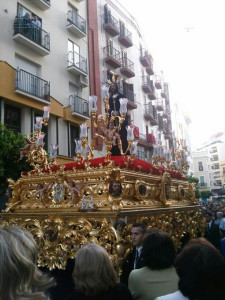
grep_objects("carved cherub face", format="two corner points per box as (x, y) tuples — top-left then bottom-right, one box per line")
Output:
(109, 122), (114, 130)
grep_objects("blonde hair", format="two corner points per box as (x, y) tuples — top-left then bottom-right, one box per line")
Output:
(73, 243), (118, 295)
(0, 226), (55, 300)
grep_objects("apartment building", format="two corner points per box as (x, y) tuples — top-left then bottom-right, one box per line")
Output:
(87, 0), (173, 162)
(0, 0), (89, 161)
(192, 151), (211, 191)
(193, 133), (225, 194)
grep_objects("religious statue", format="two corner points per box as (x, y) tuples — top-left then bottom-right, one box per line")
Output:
(35, 182), (53, 205)
(19, 138), (36, 160)
(65, 180), (83, 203)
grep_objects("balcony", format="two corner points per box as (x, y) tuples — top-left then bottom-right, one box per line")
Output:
(156, 98), (164, 111)
(140, 49), (153, 68)
(13, 17), (50, 56)
(67, 9), (87, 38)
(103, 46), (122, 69)
(103, 12), (119, 37)
(142, 76), (152, 93)
(15, 68), (50, 103)
(148, 83), (156, 100)
(199, 182), (208, 188)
(67, 51), (88, 76)
(29, 0), (50, 10)
(158, 115), (164, 131)
(118, 27), (133, 48)
(144, 103), (154, 121)
(120, 57), (135, 78)
(149, 106), (158, 126)
(155, 75), (162, 89)
(123, 88), (137, 109)
(69, 95), (89, 120)
(161, 90), (166, 98)
(163, 108), (170, 119)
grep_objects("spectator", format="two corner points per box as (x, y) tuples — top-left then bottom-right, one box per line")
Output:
(120, 223), (146, 285)
(65, 243), (133, 300)
(129, 230), (178, 300)
(32, 15), (41, 44)
(0, 226), (55, 299)
(205, 213), (221, 250)
(215, 211), (225, 237)
(156, 238), (225, 300)
(23, 12), (32, 38)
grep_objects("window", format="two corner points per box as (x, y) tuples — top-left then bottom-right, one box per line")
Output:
(106, 36), (113, 55)
(68, 40), (80, 67)
(199, 176), (205, 187)
(198, 161), (203, 171)
(4, 104), (21, 133)
(119, 20), (125, 36)
(70, 125), (79, 157)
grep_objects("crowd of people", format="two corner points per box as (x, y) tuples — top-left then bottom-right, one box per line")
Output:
(1, 221), (225, 300)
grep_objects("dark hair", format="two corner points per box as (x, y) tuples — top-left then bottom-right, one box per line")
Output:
(142, 230), (176, 270)
(132, 223), (146, 233)
(175, 238), (225, 300)
(109, 180), (122, 195)
(114, 218), (126, 230)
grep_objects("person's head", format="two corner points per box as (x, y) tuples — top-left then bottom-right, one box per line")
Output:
(131, 223), (146, 247)
(142, 229), (176, 270)
(217, 211), (223, 219)
(109, 180), (122, 197)
(0, 226), (55, 299)
(33, 15), (37, 21)
(25, 12), (30, 18)
(175, 238), (225, 300)
(114, 218), (126, 233)
(109, 82), (119, 95)
(73, 243), (118, 296)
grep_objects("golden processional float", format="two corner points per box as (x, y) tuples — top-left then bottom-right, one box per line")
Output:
(0, 84), (205, 273)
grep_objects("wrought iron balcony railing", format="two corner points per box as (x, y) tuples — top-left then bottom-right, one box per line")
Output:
(15, 68), (50, 102)
(13, 17), (50, 50)
(68, 51), (88, 74)
(104, 12), (119, 30)
(67, 9), (87, 34)
(103, 46), (121, 62)
(119, 26), (132, 43)
(121, 57), (134, 71)
(123, 87), (136, 103)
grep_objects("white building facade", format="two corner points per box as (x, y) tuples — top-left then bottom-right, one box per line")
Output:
(0, 0), (89, 160)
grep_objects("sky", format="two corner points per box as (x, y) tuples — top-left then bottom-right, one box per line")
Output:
(120, 0), (225, 148)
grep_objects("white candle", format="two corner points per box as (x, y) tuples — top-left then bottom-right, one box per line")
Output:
(43, 106), (50, 119)
(80, 123), (88, 138)
(75, 140), (82, 154)
(102, 84), (109, 99)
(119, 98), (128, 114)
(130, 140), (138, 155)
(126, 125), (134, 141)
(89, 95), (98, 112)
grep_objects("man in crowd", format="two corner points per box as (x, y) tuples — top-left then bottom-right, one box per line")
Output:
(215, 211), (225, 237)
(120, 222), (146, 285)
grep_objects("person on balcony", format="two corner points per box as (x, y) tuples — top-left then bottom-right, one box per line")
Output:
(32, 16), (41, 44)
(23, 12), (32, 39)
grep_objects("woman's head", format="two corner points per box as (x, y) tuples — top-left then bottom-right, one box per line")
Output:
(73, 243), (118, 295)
(175, 238), (225, 300)
(142, 229), (176, 270)
(0, 226), (54, 300)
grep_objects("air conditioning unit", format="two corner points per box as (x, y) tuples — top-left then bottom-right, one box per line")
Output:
(78, 74), (88, 88)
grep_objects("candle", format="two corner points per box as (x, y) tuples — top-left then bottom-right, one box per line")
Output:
(50, 144), (59, 159)
(35, 117), (43, 130)
(119, 98), (128, 114)
(43, 106), (50, 119)
(126, 125), (134, 141)
(102, 84), (109, 99)
(36, 133), (45, 147)
(80, 123), (88, 138)
(75, 140), (82, 154)
(89, 95), (98, 112)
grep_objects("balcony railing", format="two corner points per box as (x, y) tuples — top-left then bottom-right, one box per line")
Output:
(13, 17), (50, 51)
(15, 68), (50, 102)
(103, 12), (119, 36)
(68, 51), (88, 74)
(118, 26), (133, 47)
(199, 182), (208, 187)
(69, 95), (89, 118)
(67, 9), (87, 36)
(123, 88), (137, 108)
(142, 76), (152, 93)
(103, 46), (121, 69)
(120, 57), (135, 78)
